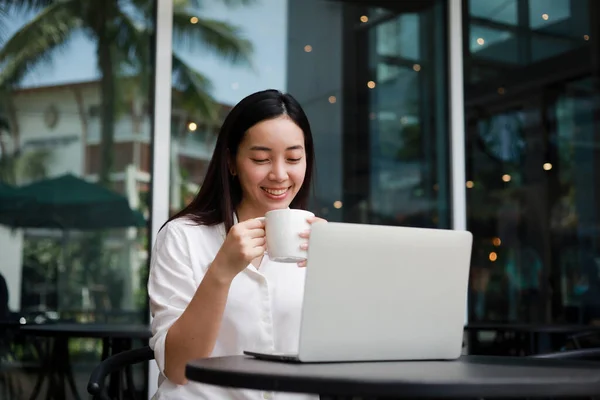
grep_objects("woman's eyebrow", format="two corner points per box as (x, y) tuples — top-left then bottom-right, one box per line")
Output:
(249, 146), (271, 151)
(249, 145), (304, 151)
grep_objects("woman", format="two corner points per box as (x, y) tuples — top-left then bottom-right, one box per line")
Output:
(148, 89), (324, 399)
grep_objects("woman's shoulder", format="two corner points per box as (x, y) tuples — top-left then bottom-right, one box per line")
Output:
(161, 215), (225, 241)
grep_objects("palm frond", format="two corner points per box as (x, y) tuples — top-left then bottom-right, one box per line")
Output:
(120, 0), (154, 24)
(0, 7), (8, 45)
(172, 52), (219, 122)
(172, 11), (253, 68)
(0, 0), (80, 88)
(108, 8), (153, 113)
(112, 10), (146, 66)
(0, 0), (55, 14)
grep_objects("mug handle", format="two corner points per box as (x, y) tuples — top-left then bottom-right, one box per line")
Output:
(255, 217), (267, 253)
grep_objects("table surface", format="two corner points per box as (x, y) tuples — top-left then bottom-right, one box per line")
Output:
(20, 323), (151, 339)
(186, 355), (600, 398)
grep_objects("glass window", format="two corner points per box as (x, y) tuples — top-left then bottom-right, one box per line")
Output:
(469, 0), (518, 26)
(529, 0), (571, 30)
(168, 0), (287, 215)
(280, 0), (451, 227)
(465, 0), (590, 85)
(168, 0), (451, 227)
(469, 26), (517, 63)
(375, 14), (420, 60)
(464, 0), (600, 327)
(0, 1), (155, 397)
(361, 1), (450, 228)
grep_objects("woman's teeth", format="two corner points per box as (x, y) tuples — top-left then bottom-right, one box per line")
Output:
(262, 187), (288, 196)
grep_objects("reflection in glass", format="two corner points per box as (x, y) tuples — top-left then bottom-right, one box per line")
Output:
(466, 0), (590, 82)
(363, 1), (450, 228)
(168, 0), (270, 216)
(469, 0), (518, 26)
(469, 26), (515, 60)
(529, 0), (571, 30)
(0, 0), (156, 397)
(465, 0), (600, 326)
(375, 14), (419, 60)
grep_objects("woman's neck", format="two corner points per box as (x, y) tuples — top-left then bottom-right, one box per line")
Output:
(235, 202), (265, 222)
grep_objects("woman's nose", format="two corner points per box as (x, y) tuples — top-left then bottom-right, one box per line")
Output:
(268, 161), (288, 182)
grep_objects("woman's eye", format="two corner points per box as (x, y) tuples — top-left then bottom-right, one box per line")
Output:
(252, 159), (269, 163)
(288, 158), (302, 162)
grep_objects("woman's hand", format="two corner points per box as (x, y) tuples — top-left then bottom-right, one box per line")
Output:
(297, 216), (328, 267)
(212, 218), (266, 281)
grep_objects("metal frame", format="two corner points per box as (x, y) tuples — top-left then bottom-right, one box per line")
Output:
(147, 0), (174, 397)
(449, 0), (466, 233)
(448, 0), (467, 325)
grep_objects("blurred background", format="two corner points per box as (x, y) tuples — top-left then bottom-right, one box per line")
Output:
(0, 0), (599, 398)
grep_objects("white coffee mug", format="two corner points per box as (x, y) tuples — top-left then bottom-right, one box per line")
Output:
(260, 209), (314, 263)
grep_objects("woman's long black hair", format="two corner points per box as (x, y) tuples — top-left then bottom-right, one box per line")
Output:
(166, 89), (315, 233)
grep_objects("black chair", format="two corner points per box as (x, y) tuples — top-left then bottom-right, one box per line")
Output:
(87, 345), (154, 400)
(529, 347), (600, 361)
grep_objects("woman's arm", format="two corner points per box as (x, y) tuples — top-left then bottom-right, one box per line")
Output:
(148, 218), (265, 385)
(163, 262), (232, 384)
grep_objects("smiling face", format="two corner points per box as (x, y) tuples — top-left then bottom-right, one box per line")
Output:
(232, 116), (307, 219)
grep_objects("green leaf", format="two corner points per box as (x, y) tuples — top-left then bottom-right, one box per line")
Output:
(112, 8), (149, 71)
(172, 11), (253, 68)
(172, 52), (219, 122)
(0, 0), (55, 14)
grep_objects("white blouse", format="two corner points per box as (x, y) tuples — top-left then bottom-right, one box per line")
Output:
(148, 216), (317, 400)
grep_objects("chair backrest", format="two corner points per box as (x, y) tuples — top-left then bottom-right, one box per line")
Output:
(87, 345), (154, 400)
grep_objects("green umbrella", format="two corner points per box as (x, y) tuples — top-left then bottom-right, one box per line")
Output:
(0, 182), (16, 194)
(0, 174), (146, 311)
(0, 181), (28, 214)
(0, 174), (145, 230)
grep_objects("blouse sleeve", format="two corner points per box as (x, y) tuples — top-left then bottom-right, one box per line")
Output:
(148, 221), (201, 375)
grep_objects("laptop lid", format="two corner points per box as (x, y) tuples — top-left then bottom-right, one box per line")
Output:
(297, 222), (472, 362)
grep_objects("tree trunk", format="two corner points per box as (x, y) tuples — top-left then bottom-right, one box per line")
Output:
(5, 96), (19, 151)
(96, 12), (116, 187)
(0, 96), (20, 184)
(0, 129), (9, 182)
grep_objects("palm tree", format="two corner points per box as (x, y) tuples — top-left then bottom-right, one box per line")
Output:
(0, 0), (253, 185)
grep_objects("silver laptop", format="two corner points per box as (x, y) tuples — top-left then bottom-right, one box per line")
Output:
(244, 221), (472, 363)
